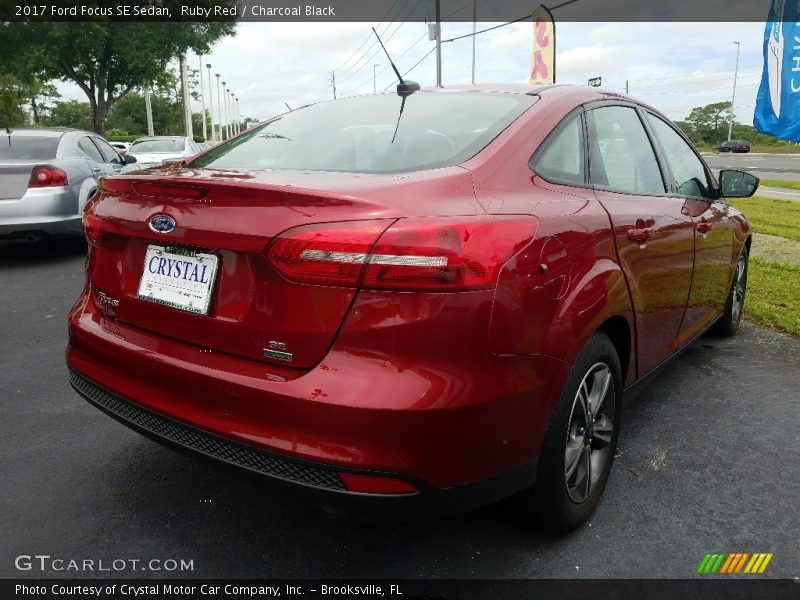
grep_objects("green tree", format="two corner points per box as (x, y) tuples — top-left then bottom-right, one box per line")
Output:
(0, 7), (235, 135)
(43, 100), (93, 130)
(0, 74), (31, 127)
(684, 101), (735, 144)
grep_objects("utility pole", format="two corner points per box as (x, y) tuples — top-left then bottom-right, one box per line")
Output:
(179, 55), (193, 139)
(198, 56), (208, 141)
(471, 0), (476, 85)
(206, 64), (215, 141)
(331, 71), (337, 99)
(728, 41), (740, 141)
(373, 64), (379, 93)
(435, 0), (442, 87)
(144, 87), (154, 135)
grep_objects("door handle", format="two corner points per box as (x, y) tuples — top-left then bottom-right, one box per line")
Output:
(697, 221), (712, 234)
(627, 227), (652, 244)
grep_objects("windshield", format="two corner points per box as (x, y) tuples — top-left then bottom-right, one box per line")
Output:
(191, 92), (537, 173)
(130, 139), (186, 153)
(0, 135), (60, 160)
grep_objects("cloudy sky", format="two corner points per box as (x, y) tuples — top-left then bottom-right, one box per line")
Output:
(57, 20), (768, 129)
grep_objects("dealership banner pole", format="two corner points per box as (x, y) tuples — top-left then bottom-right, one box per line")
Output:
(144, 87), (154, 136)
(198, 56), (208, 141)
(529, 4), (555, 85)
(206, 64), (216, 141)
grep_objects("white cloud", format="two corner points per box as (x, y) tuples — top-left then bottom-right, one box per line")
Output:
(53, 20), (767, 129)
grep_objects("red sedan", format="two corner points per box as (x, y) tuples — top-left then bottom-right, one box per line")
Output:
(67, 85), (758, 531)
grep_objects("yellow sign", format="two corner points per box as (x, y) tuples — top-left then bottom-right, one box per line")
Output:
(529, 5), (555, 84)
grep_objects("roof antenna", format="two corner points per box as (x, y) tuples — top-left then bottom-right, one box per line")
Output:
(371, 27), (419, 143)
(371, 27), (420, 97)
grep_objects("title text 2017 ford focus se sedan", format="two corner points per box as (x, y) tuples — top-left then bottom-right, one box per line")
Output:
(67, 85), (758, 531)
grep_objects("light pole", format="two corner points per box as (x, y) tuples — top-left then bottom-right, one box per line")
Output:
(728, 41), (741, 142)
(198, 56), (208, 141)
(206, 63), (215, 141)
(215, 74), (222, 140)
(226, 88), (232, 137)
(235, 97), (240, 133)
(373, 64), (379, 93)
(230, 91), (237, 134)
(221, 81), (228, 138)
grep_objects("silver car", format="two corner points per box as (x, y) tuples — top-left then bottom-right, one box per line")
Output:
(127, 136), (202, 168)
(0, 128), (138, 240)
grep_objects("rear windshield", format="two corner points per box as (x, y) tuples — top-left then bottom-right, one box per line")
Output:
(130, 139), (186, 153)
(0, 135), (60, 160)
(191, 92), (537, 173)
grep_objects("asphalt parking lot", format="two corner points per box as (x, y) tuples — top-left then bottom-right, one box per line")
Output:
(1, 238), (799, 580)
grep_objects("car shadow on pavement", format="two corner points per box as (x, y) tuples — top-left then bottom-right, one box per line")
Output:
(0, 237), (86, 267)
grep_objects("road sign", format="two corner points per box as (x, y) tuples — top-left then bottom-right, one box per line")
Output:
(588, 77), (602, 87)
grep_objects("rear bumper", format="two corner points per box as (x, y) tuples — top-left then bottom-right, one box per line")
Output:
(68, 368), (537, 517)
(66, 290), (568, 514)
(0, 186), (82, 237)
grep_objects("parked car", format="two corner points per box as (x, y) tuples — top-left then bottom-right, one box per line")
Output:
(67, 85), (758, 530)
(108, 141), (130, 156)
(715, 139), (751, 153)
(0, 127), (137, 240)
(127, 136), (203, 168)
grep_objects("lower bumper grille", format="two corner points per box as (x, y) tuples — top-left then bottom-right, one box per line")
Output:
(68, 369), (346, 491)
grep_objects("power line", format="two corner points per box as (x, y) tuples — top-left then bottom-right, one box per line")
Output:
(329, 0), (404, 76)
(383, 46), (437, 91)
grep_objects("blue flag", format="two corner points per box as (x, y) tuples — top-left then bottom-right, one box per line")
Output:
(754, 0), (800, 142)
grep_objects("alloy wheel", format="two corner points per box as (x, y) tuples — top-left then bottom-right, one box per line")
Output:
(564, 362), (615, 503)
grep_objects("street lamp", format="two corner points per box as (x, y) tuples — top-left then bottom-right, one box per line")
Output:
(728, 41), (740, 142)
(206, 63), (215, 141)
(215, 74), (222, 140)
(221, 81), (228, 138)
(230, 91), (236, 134)
(373, 64), (380, 93)
(235, 97), (240, 134)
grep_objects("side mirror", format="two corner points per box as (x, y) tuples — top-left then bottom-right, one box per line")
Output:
(124, 154), (137, 164)
(719, 169), (758, 198)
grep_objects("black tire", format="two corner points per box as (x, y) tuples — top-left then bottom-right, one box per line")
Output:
(518, 332), (622, 532)
(712, 245), (749, 337)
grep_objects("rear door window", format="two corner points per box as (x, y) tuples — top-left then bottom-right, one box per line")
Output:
(587, 106), (665, 195)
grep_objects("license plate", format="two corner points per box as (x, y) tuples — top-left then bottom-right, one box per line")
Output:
(137, 245), (219, 315)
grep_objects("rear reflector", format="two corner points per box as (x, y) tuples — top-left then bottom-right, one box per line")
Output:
(339, 473), (419, 495)
(82, 193), (103, 247)
(28, 165), (67, 188)
(267, 216), (537, 291)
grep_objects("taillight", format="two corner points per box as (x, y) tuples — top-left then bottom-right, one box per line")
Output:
(267, 216), (537, 292)
(363, 217), (538, 291)
(28, 165), (68, 188)
(339, 473), (419, 495)
(268, 220), (392, 287)
(83, 193), (103, 248)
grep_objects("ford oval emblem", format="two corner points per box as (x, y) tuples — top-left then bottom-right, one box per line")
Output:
(149, 214), (176, 234)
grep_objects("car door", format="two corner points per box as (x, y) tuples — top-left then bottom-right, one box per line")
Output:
(586, 104), (696, 377)
(644, 112), (735, 344)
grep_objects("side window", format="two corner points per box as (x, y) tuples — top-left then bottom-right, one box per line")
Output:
(646, 114), (713, 199)
(92, 137), (121, 163)
(530, 113), (585, 185)
(587, 106), (665, 195)
(77, 137), (103, 163)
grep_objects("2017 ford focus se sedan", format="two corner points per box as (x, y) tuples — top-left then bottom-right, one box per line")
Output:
(67, 85), (757, 531)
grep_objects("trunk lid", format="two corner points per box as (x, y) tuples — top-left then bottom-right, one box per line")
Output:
(88, 166), (479, 369)
(0, 162), (35, 200)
